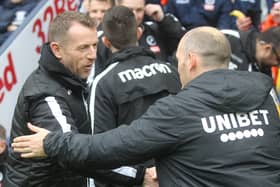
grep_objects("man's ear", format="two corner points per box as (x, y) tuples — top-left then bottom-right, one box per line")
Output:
(49, 42), (62, 59)
(137, 27), (143, 40)
(188, 52), (197, 72)
(102, 36), (112, 48)
(258, 40), (273, 55)
(264, 43), (273, 54)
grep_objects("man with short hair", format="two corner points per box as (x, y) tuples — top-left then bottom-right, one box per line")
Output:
(12, 26), (280, 186)
(4, 11), (97, 186)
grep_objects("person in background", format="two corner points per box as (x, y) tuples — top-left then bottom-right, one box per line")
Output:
(145, 0), (169, 11)
(261, 2), (280, 31)
(12, 26), (280, 187)
(82, 0), (114, 26)
(267, 0), (280, 12)
(260, 2), (280, 99)
(165, 0), (233, 30)
(94, 0), (186, 78)
(3, 11), (97, 187)
(222, 26), (280, 76)
(0, 0), (40, 46)
(0, 124), (7, 187)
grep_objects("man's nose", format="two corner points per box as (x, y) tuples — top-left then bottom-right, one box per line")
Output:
(87, 45), (96, 60)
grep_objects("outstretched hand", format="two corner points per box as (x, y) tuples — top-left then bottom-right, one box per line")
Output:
(12, 123), (50, 158)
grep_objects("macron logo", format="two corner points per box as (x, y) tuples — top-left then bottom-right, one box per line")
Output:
(118, 63), (172, 83)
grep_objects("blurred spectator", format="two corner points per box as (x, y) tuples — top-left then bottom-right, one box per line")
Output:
(261, 2), (280, 31)
(144, 0), (168, 19)
(82, 0), (114, 26)
(94, 0), (185, 78)
(222, 27), (280, 77)
(0, 0), (40, 46)
(260, 2), (280, 99)
(267, 0), (280, 12)
(0, 124), (7, 187)
(232, 0), (262, 31)
(165, 0), (233, 30)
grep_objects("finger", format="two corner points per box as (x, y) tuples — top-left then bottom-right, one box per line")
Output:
(13, 135), (33, 143)
(12, 141), (31, 148)
(27, 123), (42, 133)
(21, 152), (36, 158)
(13, 147), (31, 153)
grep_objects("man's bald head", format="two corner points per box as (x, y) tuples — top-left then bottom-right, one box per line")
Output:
(177, 27), (231, 87)
(179, 26), (231, 68)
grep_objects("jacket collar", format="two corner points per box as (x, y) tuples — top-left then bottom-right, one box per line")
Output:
(108, 46), (156, 63)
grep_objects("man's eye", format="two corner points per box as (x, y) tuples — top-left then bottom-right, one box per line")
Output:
(78, 45), (88, 50)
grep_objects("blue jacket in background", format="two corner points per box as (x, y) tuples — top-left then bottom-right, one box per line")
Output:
(0, 0), (40, 46)
(165, 0), (233, 30)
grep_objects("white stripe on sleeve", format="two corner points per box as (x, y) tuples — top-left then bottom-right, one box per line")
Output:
(45, 96), (71, 133)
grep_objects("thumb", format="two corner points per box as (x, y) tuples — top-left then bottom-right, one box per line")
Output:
(27, 122), (43, 133)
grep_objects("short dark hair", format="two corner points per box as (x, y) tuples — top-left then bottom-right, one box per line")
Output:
(48, 11), (96, 42)
(102, 6), (137, 49)
(257, 26), (280, 49)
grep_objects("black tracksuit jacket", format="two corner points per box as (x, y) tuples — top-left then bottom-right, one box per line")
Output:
(4, 43), (90, 187)
(89, 46), (181, 187)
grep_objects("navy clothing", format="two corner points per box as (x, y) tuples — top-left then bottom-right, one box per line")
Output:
(165, 0), (233, 30)
(0, 0), (40, 45)
(94, 13), (185, 77)
(3, 43), (90, 187)
(91, 46), (181, 187)
(45, 70), (280, 187)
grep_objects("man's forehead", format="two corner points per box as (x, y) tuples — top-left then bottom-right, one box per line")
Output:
(119, 0), (145, 8)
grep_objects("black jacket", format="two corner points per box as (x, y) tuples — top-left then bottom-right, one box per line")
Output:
(4, 43), (90, 187)
(45, 70), (280, 187)
(222, 29), (272, 75)
(90, 46), (181, 187)
(94, 13), (186, 77)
